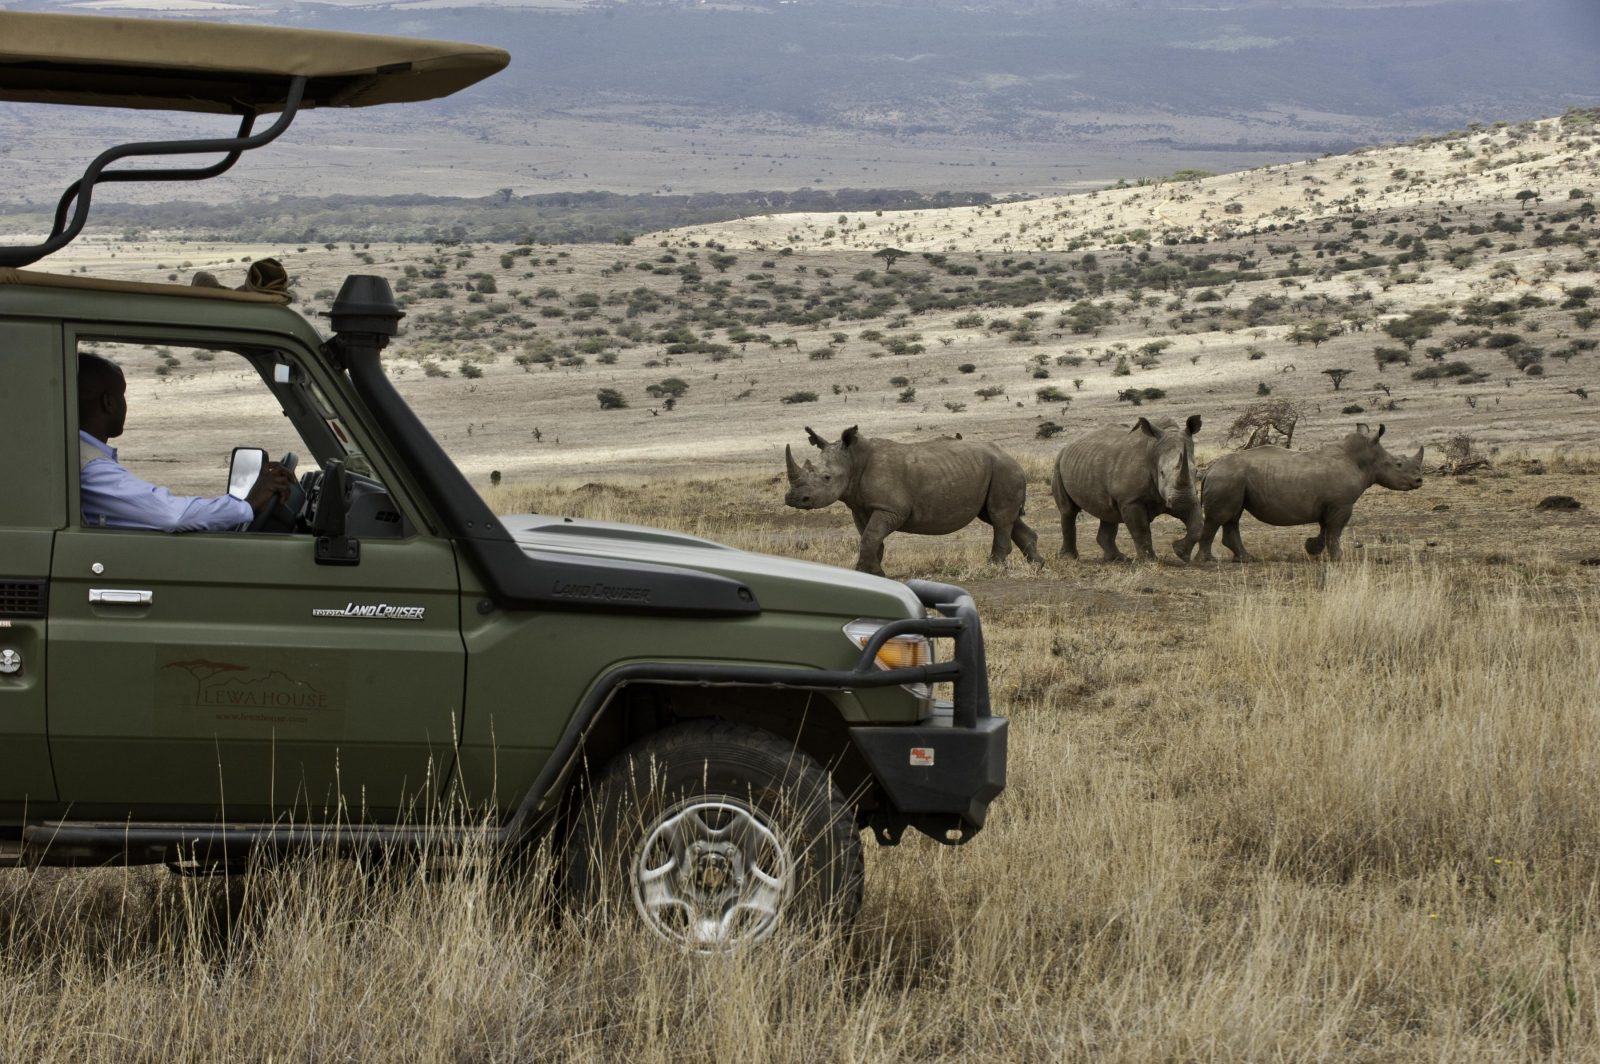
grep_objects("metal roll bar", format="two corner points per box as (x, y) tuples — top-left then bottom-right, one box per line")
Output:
(0, 75), (307, 268)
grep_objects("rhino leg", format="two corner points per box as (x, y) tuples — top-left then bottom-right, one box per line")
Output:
(987, 520), (1013, 566)
(1011, 518), (1044, 566)
(1171, 504), (1202, 563)
(1322, 503), (1354, 561)
(856, 510), (902, 577)
(1197, 515), (1221, 562)
(1221, 520), (1252, 562)
(1095, 519), (1126, 563)
(1123, 504), (1158, 562)
(1058, 495), (1081, 559)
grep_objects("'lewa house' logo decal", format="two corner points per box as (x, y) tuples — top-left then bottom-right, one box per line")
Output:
(162, 658), (335, 723)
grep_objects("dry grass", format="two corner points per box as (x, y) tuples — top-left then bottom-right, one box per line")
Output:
(5, 476), (1600, 1061)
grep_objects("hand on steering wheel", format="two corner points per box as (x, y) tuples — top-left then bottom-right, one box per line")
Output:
(246, 452), (299, 533)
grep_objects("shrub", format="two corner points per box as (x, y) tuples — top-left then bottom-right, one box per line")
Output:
(645, 377), (689, 399)
(1412, 361), (1488, 382)
(1036, 421), (1065, 439)
(781, 391), (819, 404)
(596, 388), (628, 409)
(958, 363), (976, 374)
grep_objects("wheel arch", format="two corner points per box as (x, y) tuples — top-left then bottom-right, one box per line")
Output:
(504, 671), (884, 845)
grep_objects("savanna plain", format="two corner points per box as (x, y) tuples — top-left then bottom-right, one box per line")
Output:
(7, 114), (1600, 1061)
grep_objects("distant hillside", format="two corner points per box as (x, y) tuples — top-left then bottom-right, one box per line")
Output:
(2, 0), (1596, 204)
(656, 112), (1600, 253)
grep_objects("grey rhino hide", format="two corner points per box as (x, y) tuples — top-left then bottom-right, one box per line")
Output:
(1197, 422), (1426, 562)
(1050, 415), (1203, 563)
(784, 425), (1041, 577)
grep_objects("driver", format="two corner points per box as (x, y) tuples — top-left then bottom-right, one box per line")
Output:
(77, 351), (292, 532)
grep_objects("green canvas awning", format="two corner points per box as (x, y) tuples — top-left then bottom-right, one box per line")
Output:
(0, 12), (510, 114)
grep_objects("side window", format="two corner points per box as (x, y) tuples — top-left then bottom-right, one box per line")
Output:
(76, 342), (308, 502)
(74, 339), (414, 539)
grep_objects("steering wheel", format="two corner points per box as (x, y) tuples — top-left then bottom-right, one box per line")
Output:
(246, 451), (304, 533)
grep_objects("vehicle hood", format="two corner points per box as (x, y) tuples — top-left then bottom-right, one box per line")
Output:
(501, 513), (922, 619)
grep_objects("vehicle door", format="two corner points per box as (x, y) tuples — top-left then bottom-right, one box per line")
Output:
(46, 331), (466, 823)
(0, 319), (66, 817)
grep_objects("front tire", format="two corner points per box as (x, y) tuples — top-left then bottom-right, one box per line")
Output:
(564, 720), (864, 950)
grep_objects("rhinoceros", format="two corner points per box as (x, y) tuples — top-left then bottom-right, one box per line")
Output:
(1050, 415), (1204, 562)
(784, 425), (1042, 577)
(1197, 423), (1425, 562)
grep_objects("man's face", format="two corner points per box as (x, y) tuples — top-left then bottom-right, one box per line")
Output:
(104, 368), (127, 439)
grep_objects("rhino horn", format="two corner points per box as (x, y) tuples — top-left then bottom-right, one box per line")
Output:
(1185, 413), (1202, 436)
(842, 425), (860, 447)
(1133, 417), (1159, 438)
(804, 426), (827, 449)
(1414, 444), (1425, 462)
(785, 443), (801, 480)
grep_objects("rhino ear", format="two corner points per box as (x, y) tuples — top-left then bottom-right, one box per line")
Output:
(804, 426), (827, 449)
(1375, 423), (1386, 441)
(1185, 414), (1202, 437)
(842, 425), (860, 447)
(1354, 422), (1370, 436)
(1133, 417), (1159, 438)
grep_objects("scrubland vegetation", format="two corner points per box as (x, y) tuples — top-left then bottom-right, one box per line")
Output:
(2, 477), (1597, 1059)
(69, 111), (1600, 496)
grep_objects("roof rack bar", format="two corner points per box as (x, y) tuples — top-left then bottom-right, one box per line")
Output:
(0, 75), (306, 269)
(49, 112), (259, 241)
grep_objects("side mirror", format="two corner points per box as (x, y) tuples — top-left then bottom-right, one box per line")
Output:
(227, 447), (267, 499)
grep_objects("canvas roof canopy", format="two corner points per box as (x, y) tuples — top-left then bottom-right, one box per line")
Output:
(0, 12), (510, 114)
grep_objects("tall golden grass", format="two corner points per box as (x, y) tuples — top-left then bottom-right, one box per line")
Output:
(4, 480), (1598, 1060)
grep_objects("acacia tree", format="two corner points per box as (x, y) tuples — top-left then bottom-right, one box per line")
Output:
(872, 247), (909, 271)
(1289, 320), (1333, 347)
(1323, 368), (1353, 391)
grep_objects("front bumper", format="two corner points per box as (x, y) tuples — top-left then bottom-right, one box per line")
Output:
(849, 579), (1006, 844)
(851, 709), (1007, 842)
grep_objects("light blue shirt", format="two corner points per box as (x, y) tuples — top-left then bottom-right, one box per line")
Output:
(79, 431), (254, 532)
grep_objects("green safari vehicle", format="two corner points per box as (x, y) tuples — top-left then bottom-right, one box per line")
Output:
(0, 13), (1005, 948)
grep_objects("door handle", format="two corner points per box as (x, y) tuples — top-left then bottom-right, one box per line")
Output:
(89, 588), (153, 606)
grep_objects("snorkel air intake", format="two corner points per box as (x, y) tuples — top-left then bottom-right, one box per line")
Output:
(326, 275), (759, 616)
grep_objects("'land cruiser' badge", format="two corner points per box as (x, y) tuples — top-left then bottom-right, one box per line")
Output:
(312, 602), (427, 621)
